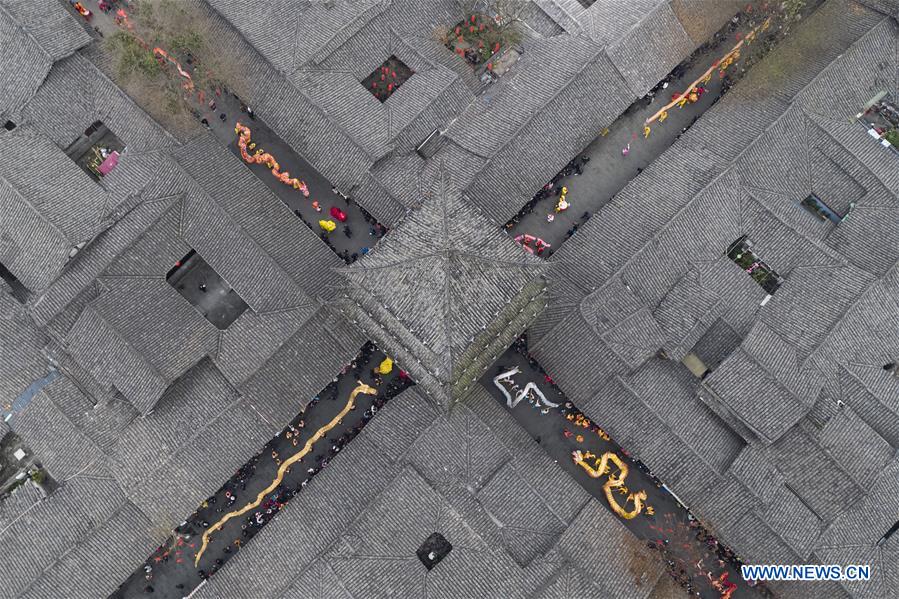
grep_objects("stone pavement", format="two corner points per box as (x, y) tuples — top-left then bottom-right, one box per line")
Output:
(111, 344), (412, 598)
(71, 0), (386, 265)
(507, 3), (816, 256)
(203, 94), (387, 263)
(166, 252), (249, 330)
(480, 342), (769, 599)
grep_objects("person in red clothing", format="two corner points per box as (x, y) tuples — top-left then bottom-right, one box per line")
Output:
(330, 206), (347, 222)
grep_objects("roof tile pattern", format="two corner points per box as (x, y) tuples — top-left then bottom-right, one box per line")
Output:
(529, 4), (899, 589)
(342, 168), (546, 407)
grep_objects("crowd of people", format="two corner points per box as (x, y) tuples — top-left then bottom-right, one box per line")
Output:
(504, 336), (762, 599)
(126, 345), (412, 594)
(289, 192), (386, 264)
(505, 155), (591, 230)
(644, 514), (764, 599)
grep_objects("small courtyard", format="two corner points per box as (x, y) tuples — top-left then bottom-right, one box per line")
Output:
(166, 250), (249, 330)
(361, 55), (414, 102)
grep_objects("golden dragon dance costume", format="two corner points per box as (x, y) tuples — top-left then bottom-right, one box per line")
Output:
(572, 450), (648, 519)
(194, 381), (377, 566)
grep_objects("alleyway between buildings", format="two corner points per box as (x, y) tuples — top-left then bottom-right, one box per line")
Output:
(112, 344), (411, 599)
(74, 0), (387, 265)
(481, 342), (768, 599)
(508, 2), (821, 257)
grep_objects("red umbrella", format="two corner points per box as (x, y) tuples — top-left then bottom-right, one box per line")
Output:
(329, 206), (347, 222)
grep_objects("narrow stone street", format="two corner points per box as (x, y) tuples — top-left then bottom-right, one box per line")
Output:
(70, 0), (387, 265)
(480, 342), (769, 599)
(204, 96), (387, 263)
(507, 2), (819, 256)
(111, 344), (412, 599)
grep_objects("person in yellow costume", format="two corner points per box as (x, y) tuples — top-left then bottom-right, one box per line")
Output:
(319, 219), (336, 232)
(375, 356), (393, 375)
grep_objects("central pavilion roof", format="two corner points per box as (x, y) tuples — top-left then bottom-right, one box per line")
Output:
(342, 166), (547, 407)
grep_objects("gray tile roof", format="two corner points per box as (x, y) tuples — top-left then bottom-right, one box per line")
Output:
(196, 383), (652, 599)
(858, 0), (899, 16)
(17, 499), (156, 599)
(605, 1), (695, 96)
(0, 467), (153, 599)
(182, 187), (312, 313)
(0, 0), (90, 62)
(203, 0), (730, 229)
(702, 339), (814, 444)
(554, 501), (664, 599)
(193, 435), (401, 599)
(65, 277), (220, 414)
(208, 0), (388, 74)
(0, 47), (180, 293)
(109, 359), (283, 529)
(11, 376), (103, 481)
(203, 0), (478, 223)
(451, 37), (633, 223)
(341, 166), (546, 407)
(0, 0), (88, 117)
(236, 307), (367, 426)
(20, 53), (176, 154)
(41, 126), (345, 411)
(325, 466), (528, 599)
(835, 366), (899, 447)
(0, 125), (107, 291)
(529, 5), (899, 593)
(359, 386), (439, 461)
(172, 134), (339, 300)
(477, 461), (568, 566)
(0, 13), (52, 117)
(28, 178), (182, 327)
(1, 3), (898, 599)
(0, 285), (49, 409)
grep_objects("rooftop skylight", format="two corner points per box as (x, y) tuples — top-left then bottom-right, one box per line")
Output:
(362, 56), (414, 102)
(727, 236), (783, 295)
(417, 532), (453, 570)
(799, 194), (841, 224)
(166, 250), (248, 329)
(64, 121), (125, 181)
